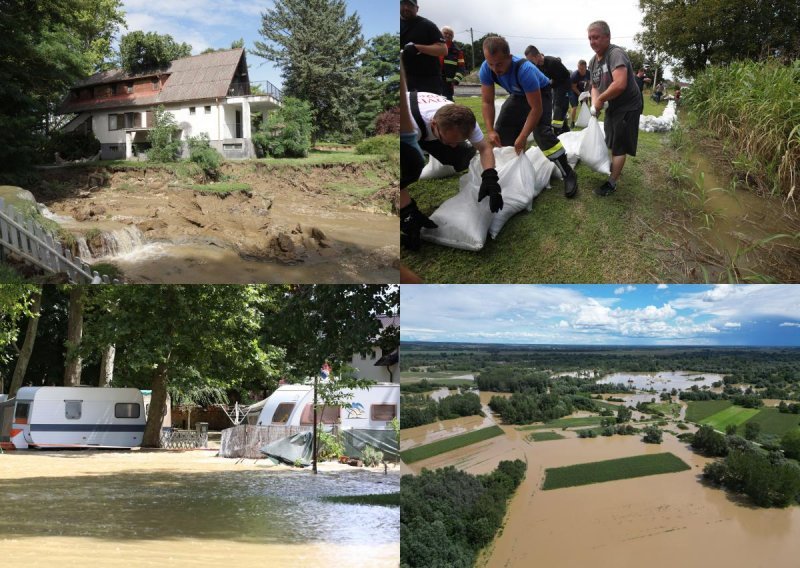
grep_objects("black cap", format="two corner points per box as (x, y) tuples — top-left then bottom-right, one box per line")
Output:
(401, 0), (418, 5)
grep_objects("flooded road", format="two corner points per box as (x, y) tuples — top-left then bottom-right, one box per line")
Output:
(0, 449), (399, 567)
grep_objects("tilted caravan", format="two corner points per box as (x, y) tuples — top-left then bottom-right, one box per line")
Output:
(8, 387), (146, 449)
(255, 382), (399, 430)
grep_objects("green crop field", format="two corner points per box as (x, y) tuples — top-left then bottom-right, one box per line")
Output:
(400, 425), (504, 464)
(517, 416), (606, 431)
(528, 431), (566, 442)
(322, 493), (400, 507)
(542, 453), (691, 490)
(741, 408), (800, 437)
(685, 400), (732, 423)
(700, 405), (760, 431)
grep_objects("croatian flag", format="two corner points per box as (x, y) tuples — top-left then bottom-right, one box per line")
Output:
(320, 363), (332, 380)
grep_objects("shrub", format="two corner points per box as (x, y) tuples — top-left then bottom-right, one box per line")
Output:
(148, 106), (181, 162)
(187, 134), (222, 181)
(677, 422), (689, 430)
(43, 130), (100, 161)
(254, 97), (312, 158)
(356, 134), (398, 160)
(362, 444), (384, 467)
(642, 425), (663, 444)
(373, 106), (400, 135)
(318, 431), (344, 461)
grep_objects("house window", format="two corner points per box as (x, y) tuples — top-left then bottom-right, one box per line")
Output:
(14, 401), (30, 422)
(110, 84), (118, 96)
(115, 403), (140, 419)
(108, 114), (119, 131)
(124, 112), (141, 129)
(65, 400), (82, 420)
(371, 404), (397, 421)
(126, 82), (134, 94)
(189, 107), (196, 115)
(204, 106), (211, 114)
(271, 403), (295, 424)
(109, 145), (119, 152)
(300, 404), (340, 425)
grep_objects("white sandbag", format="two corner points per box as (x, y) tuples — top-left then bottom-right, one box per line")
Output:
(488, 148), (537, 239)
(578, 91), (590, 102)
(419, 155), (458, 180)
(575, 102), (591, 128)
(525, 146), (555, 191)
(639, 100), (678, 132)
(578, 116), (611, 175)
(557, 130), (585, 169)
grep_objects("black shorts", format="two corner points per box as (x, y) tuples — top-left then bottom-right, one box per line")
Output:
(604, 108), (641, 157)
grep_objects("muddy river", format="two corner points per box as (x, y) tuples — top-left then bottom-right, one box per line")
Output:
(0, 449), (398, 567)
(598, 370), (724, 392)
(404, 401), (800, 567)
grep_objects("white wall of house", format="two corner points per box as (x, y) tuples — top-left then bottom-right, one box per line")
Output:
(171, 103), (222, 141)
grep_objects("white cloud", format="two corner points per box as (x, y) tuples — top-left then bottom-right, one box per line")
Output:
(724, 322), (741, 328)
(657, 284), (668, 290)
(780, 322), (800, 328)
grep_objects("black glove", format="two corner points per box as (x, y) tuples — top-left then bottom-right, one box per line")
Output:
(401, 198), (437, 251)
(478, 168), (503, 213)
(403, 42), (419, 57)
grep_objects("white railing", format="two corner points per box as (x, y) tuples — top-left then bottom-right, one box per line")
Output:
(0, 197), (114, 283)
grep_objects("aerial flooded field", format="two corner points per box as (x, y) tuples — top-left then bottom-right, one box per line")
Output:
(0, 449), (399, 567)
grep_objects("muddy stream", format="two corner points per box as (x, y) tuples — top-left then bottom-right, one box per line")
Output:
(0, 449), (399, 567)
(403, 392), (800, 567)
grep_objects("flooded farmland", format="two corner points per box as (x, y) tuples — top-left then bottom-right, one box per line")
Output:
(0, 449), (399, 567)
(597, 370), (724, 391)
(403, 397), (800, 567)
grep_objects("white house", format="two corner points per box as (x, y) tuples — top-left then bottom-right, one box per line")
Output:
(350, 314), (399, 384)
(57, 48), (281, 160)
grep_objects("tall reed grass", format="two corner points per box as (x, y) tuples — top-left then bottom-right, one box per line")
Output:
(684, 60), (800, 199)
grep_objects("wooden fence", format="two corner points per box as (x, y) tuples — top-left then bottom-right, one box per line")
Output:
(219, 424), (317, 459)
(0, 197), (115, 283)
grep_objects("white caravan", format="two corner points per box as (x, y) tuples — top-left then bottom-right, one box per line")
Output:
(9, 386), (146, 449)
(255, 382), (399, 430)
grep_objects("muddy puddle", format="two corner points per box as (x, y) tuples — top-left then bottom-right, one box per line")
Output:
(0, 449), (398, 567)
(675, 153), (800, 281)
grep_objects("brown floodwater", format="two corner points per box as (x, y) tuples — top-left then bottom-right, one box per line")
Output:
(404, 407), (800, 567)
(0, 449), (399, 567)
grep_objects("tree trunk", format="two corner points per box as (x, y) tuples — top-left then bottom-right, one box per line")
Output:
(8, 289), (42, 398)
(63, 286), (85, 387)
(312, 375), (318, 474)
(99, 344), (116, 386)
(142, 362), (169, 448)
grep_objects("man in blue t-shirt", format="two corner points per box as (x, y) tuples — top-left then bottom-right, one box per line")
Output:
(479, 36), (577, 198)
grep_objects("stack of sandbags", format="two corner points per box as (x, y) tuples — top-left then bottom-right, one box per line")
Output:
(639, 100), (677, 132)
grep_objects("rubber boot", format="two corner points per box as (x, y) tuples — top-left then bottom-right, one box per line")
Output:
(555, 155), (578, 198)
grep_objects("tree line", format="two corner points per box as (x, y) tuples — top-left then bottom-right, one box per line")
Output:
(401, 391), (482, 429)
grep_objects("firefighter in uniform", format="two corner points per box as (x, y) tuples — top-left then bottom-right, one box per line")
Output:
(480, 36), (578, 198)
(440, 26), (466, 101)
(524, 45), (572, 135)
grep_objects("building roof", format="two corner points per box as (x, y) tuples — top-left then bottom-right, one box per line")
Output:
(57, 49), (246, 114)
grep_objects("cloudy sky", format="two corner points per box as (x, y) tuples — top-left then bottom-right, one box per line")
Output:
(419, 0), (650, 75)
(401, 285), (800, 346)
(119, 0), (395, 87)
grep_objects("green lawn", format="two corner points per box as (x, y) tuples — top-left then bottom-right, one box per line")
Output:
(400, 425), (505, 464)
(528, 431), (566, 442)
(516, 416), (606, 431)
(322, 493), (400, 507)
(542, 452), (691, 490)
(642, 402), (681, 417)
(741, 408), (800, 437)
(700, 405), (760, 431)
(685, 400), (732, 423)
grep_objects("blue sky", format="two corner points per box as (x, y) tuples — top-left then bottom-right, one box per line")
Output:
(120, 0), (396, 88)
(401, 285), (800, 346)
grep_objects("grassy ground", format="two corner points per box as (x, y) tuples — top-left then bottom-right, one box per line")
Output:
(740, 408), (800, 437)
(642, 402), (682, 417)
(700, 405), (760, 431)
(516, 416), (606, 431)
(542, 452), (691, 490)
(528, 431), (566, 442)
(400, 425), (504, 464)
(322, 493), (400, 507)
(403, 96), (671, 283)
(685, 400), (732, 423)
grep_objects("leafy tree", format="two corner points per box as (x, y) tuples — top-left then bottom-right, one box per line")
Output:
(252, 97), (313, 158)
(6, 287), (42, 398)
(0, 0), (124, 172)
(692, 424), (729, 457)
(82, 286), (284, 447)
(253, 0), (365, 140)
(200, 39), (245, 54)
(616, 405), (633, 424)
(187, 134), (221, 181)
(360, 33), (400, 112)
(781, 429), (800, 461)
(725, 424), (738, 436)
(642, 425), (663, 444)
(147, 106), (181, 162)
(118, 31), (192, 73)
(744, 421), (761, 441)
(637, 0), (800, 77)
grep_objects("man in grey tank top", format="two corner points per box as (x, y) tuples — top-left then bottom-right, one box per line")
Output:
(587, 20), (643, 197)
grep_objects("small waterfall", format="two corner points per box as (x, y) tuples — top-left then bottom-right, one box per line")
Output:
(79, 226), (147, 260)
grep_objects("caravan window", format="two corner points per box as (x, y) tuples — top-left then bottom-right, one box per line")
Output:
(65, 400), (82, 420)
(14, 401), (30, 422)
(371, 404), (397, 421)
(300, 404), (340, 425)
(271, 403), (295, 424)
(115, 403), (140, 419)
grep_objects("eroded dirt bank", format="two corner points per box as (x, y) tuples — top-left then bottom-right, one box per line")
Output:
(33, 160), (399, 283)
